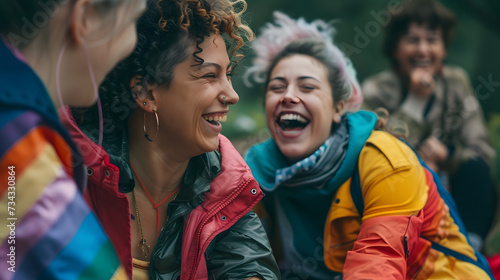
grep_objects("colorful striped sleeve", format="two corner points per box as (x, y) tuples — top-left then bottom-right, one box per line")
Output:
(0, 110), (127, 280)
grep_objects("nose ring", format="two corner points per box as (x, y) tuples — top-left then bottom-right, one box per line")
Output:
(222, 96), (227, 105)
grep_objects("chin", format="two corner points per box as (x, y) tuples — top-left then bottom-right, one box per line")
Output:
(279, 147), (308, 164)
(198, 138), (220, 154)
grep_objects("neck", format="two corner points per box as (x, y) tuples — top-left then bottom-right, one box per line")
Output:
(21, 41), (60, 108)
(128, 108), (189, 199)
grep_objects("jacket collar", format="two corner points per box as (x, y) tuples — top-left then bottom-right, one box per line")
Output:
(0, 40), (86, 190)
(246, 110), (377, 193)
(0, 40), (59, 125)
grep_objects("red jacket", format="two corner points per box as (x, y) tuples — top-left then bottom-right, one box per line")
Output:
(62, 108), (278, 279)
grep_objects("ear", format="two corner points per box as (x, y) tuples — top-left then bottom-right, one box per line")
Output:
(69, 0), (101, 46)
(131, 75), (157, 113)
(68, 0), (90, 45)
(332, 100), (345, 124)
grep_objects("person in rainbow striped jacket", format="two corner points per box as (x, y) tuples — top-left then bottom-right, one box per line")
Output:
(0, 0), (146, 278)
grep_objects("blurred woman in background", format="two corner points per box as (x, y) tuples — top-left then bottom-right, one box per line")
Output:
(361, 0), (496, 251)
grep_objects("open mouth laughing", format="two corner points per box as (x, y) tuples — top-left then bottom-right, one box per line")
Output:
(202, 113), (228, 133)
(276, 112), (310, 132)
(410, 58), (432, 68)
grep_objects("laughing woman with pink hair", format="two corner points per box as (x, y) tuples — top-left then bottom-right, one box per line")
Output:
(245, 11), (493, 279)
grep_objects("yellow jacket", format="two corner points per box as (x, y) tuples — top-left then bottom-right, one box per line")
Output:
(324, 131), (488, 279)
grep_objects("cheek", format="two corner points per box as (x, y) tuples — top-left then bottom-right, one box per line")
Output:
(264, 94), (277, 116)
(395, 43), (411, 60)
(434, 46), (446, 60)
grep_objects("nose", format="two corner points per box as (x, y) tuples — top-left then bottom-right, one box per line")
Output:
(221, 79), (239, 105)
(416, 39), (430, 54)
(281, 87), (300, 105)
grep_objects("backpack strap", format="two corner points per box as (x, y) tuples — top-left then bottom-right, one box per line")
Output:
(350, 161), (363, 216)
(349, 148), (494, 279)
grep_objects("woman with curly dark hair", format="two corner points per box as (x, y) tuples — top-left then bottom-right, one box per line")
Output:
(63, 0), (280, 279)
(361, 0), (496, 253)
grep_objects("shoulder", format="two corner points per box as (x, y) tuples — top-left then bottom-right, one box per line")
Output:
(0, 109), (65, 164)
(442, 65), (477, 101)
(0, 108), (75, 188)
(1, 110), (69, 184)
(442, 65), (471, 82)
(358, 131), (416, 186)
(362, 70), (400, 92)
(358, 131), (428, 219)
(361, 70), (402, 110)
(360, 130), (418, 170)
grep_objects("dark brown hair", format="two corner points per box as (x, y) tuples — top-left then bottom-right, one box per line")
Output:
(72, 0), (253, 144)
(383, 0), (456, 66)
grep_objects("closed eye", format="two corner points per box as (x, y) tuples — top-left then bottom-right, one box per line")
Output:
(203, 73), (216, 79)
(301, 85), (316, 91)
(269, 85), (286, 93)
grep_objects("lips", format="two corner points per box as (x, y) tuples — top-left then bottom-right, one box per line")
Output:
(275, 112), (310, 131)
(410, 58), (432, 68)
(201, 112), (227, 132)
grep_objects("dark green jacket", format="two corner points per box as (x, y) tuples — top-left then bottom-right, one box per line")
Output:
(63, 109), (280, 279)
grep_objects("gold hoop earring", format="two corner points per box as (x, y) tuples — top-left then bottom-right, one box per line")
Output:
(144, 110), (159, 142)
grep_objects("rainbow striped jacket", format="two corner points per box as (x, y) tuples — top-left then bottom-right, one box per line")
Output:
(0, 40), (126, 279)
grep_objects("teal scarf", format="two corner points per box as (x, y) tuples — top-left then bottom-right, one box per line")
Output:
(245, 111), (377, 279)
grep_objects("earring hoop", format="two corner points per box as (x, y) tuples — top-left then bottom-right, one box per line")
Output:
(144, 110), (159, 142)
(222, 96), (227, 105)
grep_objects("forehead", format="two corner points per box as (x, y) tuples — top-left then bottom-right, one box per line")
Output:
(406, 22), (442, 35)
(271, 54), (328, 78)
(189, 34), (230, 67)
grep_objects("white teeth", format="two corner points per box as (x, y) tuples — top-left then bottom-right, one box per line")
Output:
(412, 59), (431, 67)
(203, 115), (227, 123)
(280, 113), (307, 123)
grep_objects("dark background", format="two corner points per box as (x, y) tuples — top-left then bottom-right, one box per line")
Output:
(222, 0), (500, 151)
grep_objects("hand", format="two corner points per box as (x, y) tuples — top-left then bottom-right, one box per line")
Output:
(409, 68), (435, 99)
(436, 203), (450, 239)
(417, 136), (448, 171)
(374, 107), (389, 130)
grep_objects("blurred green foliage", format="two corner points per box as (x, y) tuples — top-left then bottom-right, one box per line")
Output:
(223, 0), (500, 144)
(221, 0), (500, 253)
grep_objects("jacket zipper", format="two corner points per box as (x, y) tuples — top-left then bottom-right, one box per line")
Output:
(187, 178), (254, 280)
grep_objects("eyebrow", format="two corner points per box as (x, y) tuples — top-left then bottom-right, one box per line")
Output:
(269, 76), (321, 82)
(197, 62), (232, 71)
(405, 31), (440, 36)
(298, 76), (321, 82)
(269, 77), (286, 82)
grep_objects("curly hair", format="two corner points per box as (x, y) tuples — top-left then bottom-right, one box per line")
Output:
(72, 0), (253, 142)
(383, 0), (456, 66)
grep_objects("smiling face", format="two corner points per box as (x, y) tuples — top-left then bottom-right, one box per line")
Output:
(266, 54), (341, 163)
(152, 34), (238, 158)
(394, 22), (446, 77)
